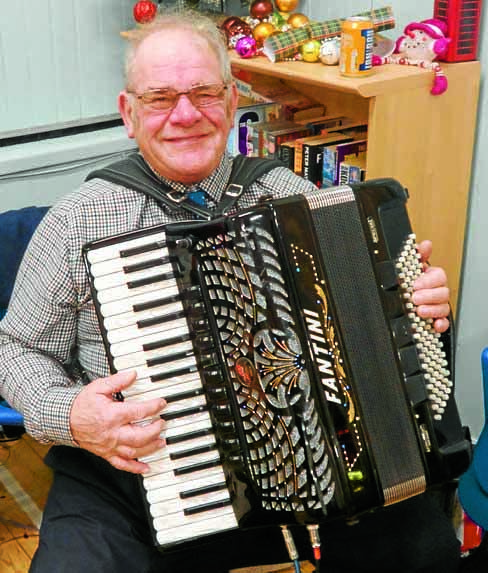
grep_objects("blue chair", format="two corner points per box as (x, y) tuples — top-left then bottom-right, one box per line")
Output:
(0, 205), (49, 434)
(458, 347), (488, 530)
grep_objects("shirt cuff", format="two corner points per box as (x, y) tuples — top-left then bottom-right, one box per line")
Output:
(32, 385), (83, 446)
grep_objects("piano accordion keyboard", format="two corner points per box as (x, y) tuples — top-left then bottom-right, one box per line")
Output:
(84, 228), (238, 547)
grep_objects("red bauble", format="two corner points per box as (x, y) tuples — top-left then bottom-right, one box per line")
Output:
(133, 1), (157, 24)
(250, 0), (274, 20)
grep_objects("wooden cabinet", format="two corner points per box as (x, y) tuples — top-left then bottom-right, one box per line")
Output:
(230, 53), (480, 312)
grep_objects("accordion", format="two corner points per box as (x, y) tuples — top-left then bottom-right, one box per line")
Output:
(83, 178), (471, 548)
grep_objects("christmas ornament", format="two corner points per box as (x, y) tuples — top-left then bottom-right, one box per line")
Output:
(319, 37), (340, 65)
(275, 0), (299, 13)
(221, 16), (244, 35)
(250, 0), (274, 20)
(253, 21), (276, 46)
(300, 39), (321, 62)
(271, 11), (288, 30)
(372, 18), (450, 95)
(133, 0), (157, 24)
(235, 36), (258, 58)
(221, 17), (252, 47)
(287, 13), (309, 29)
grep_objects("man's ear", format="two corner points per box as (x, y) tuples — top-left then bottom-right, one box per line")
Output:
(229, 82), (239, 128)
(118, 91), (136, 138)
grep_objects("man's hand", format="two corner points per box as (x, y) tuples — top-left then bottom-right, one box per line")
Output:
(412, 240), (450, 333)
(70, 371), (166, 474)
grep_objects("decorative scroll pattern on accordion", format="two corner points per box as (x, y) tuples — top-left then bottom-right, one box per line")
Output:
(83, 178), (470, 548)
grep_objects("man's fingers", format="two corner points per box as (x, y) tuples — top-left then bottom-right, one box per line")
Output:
(117, 397), (166, 425)
(412, 286), (450, 308)
(416, 239), (433, 263)
(94, 371), (138, 396)
(108, 455), (151, 475)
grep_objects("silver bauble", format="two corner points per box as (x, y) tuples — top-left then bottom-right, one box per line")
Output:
(319, 37), (340, 66)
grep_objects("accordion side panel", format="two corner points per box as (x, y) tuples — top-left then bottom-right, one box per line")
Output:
(274, 190), (426, 506)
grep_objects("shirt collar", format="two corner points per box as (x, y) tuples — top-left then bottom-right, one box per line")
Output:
(141, 152), (233, 205)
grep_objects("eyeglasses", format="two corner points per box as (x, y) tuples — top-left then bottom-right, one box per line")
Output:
(127, 83), (229, 112)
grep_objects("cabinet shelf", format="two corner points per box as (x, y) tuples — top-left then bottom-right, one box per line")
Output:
(230, 53), (481, 311)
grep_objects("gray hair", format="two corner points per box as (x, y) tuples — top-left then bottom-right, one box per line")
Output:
(123, 11), (232, 88)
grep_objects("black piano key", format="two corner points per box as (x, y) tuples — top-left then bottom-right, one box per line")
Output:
(160, 403), (208, 421)
(180, 481), (227, 500)
(120, 240), (166, 258)
(183, 498), (232, 516)
(147, 348), (195, 368)
(166, 428), (213, 446)
(123, 255), (174, 274)
(164, 388), (205, 404)
(151, 364), (198, 383)
(174, 458), (221, 476)
(170, 443), (217, 461)
(127, 271), (179, 289)
(137, 309), (186, 329)
(143, 333), (191, 352)
(133, 293), (182, 313)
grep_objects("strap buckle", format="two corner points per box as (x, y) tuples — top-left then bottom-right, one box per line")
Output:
(166, 189), (187, 204)
(224, 183), (244, 198)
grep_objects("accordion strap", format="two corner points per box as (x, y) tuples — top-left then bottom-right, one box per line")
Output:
(85, 152), (285, 220)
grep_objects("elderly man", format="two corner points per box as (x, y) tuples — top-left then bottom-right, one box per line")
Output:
(0, 10), (457, 573)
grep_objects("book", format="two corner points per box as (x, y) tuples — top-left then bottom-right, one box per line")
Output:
(227, 101), (282, 157)
(334, 139), (368, 185)
(339, 152), (367, 184)
(301, 134), (354, 184)
(278, 140), (297, 170)
(264, 124), (313, 159)
(320, 137), (362, 187)
(247, 119), (293, 158)
(235, 76), (323, 121)
(297, 114), (348, 136)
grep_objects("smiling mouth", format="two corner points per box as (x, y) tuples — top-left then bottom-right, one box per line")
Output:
(167, 134), (208, 144)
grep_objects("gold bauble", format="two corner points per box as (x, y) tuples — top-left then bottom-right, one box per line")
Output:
(275, 0), (299, 12)
(287, 12), (309, 28)
(300, 40), (321, 63)
(253, 21), (276, 46)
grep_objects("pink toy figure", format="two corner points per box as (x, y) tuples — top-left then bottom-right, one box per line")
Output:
(372, 18), (451, 95)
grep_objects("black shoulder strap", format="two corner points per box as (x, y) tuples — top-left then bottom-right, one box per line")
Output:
(85, 152), (285, 219)
(216, 154), (285, 216)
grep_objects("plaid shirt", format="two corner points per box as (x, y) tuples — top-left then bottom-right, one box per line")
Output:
(0, 152), (317, 446)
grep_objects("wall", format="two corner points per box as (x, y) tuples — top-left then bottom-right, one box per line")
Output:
(0, 0), (134, 137)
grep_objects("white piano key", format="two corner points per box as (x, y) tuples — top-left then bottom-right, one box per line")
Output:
(145, 468), (226, 504)
(143, 449), (221, 478)
(118, 355), (197, 382)
(99, 285), (181, 318)
(162, 413), (214, 440)
(89, 247), (170, 277)
(93, 262), (174, 291)
(141, 433), (216, 464)
(108, 318), (189, 353)
(149, 488), (230, 519)
(86, 231), (167, 265)
(122, 373), (202, 399)
(103, 300), (184, 331)
(113, 339), (194, 371)
(154, 507), (238, 545)
(125, 374), (205, 399)
(142, 459), (224, 493)
(107, 319), (188, 345)
(96, 277), (178, 305)
(128, 393), (207, 413)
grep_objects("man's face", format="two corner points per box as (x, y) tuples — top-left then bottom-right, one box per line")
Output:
(119, 29), (238, 185)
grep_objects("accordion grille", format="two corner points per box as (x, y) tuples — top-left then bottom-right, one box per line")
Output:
(306, 188), (426, 503)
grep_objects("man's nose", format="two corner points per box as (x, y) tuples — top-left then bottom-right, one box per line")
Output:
(169, 94), (202, 123)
